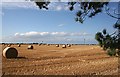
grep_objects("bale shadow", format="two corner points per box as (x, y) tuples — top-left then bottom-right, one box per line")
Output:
(16, 56), (27, 59)
(7, 56), (27, 59)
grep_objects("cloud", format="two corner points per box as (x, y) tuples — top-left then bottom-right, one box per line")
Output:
(14, 31), (90, 37)
(2, 1), (69, 11)
(1, 1), (75, 11)
(2, 0), (28, 2)
(56, 5), (62, 11)
(48, 2), (69, 11)
(2, 0), (70, 11)
(2, 0), (118, 10)
(58, 24), (65, 27)
(2, 1), (39, 10)
(1, 0), (76, 2)
(2, 31), (93, 43)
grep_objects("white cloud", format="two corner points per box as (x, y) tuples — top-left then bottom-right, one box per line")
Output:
(1, 1), (75, 11)
(48, 2), (69, 11)
(56, 5), (62, 11)
(2, 31), (93, 43)
(2, 0), (69, 11)
(3, 0), (117, 3)
(2, 0), (28, 2)
(2, 1), (39, 10)
(58, 24), (65, 27)
(14, 31), (90, 37)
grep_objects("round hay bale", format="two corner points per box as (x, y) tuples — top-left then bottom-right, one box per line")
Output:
(3, 47), (18, 58)
(47, 44), (50, 46)
(67, 44), (71, 47)
(28, 45), (33, 49)
(56, 44), (59, 47)
(62, 45), (66, 48)
(18, 44), (21, 47)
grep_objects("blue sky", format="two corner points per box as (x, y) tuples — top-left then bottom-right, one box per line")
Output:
(1, 1), (119, 44)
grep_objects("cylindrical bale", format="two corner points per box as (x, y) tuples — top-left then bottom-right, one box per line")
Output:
(56, 44), (59, 47)
(62, 45), (66, 48)
(3, 47), (18, 58)
(18, 44), (21, 47)
(67, 44), (71, 47)
(47, 44), (50, 46)
(28, 45), (33, 49)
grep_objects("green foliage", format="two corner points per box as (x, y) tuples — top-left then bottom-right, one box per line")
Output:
(68, 2), (109, 23)
(103, 29), (107, 35)
(95, 22), (120, 56)
(35, 1), (109, 23)
(113, 21), (120, 29)
(107, 48), (116, 56)
(35, 1), (50, 9)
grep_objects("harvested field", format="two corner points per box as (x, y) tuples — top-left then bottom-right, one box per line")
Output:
(1, 44), (119, 75)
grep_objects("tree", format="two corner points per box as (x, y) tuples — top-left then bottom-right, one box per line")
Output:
(35, 1), (120, 56)
(95, 24), (120, 56)
(35, 1), (109, 23)
(95, 2), (120, 56)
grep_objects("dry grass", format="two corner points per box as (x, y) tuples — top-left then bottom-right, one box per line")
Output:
(1, 44), (119, 75)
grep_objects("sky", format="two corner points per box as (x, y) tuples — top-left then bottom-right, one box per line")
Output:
(0, 0), (119, 44)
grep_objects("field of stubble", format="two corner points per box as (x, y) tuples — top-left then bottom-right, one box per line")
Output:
(1, 44), (119, 75)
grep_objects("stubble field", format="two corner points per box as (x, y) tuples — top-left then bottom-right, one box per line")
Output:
(1, 44), (119, 75)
